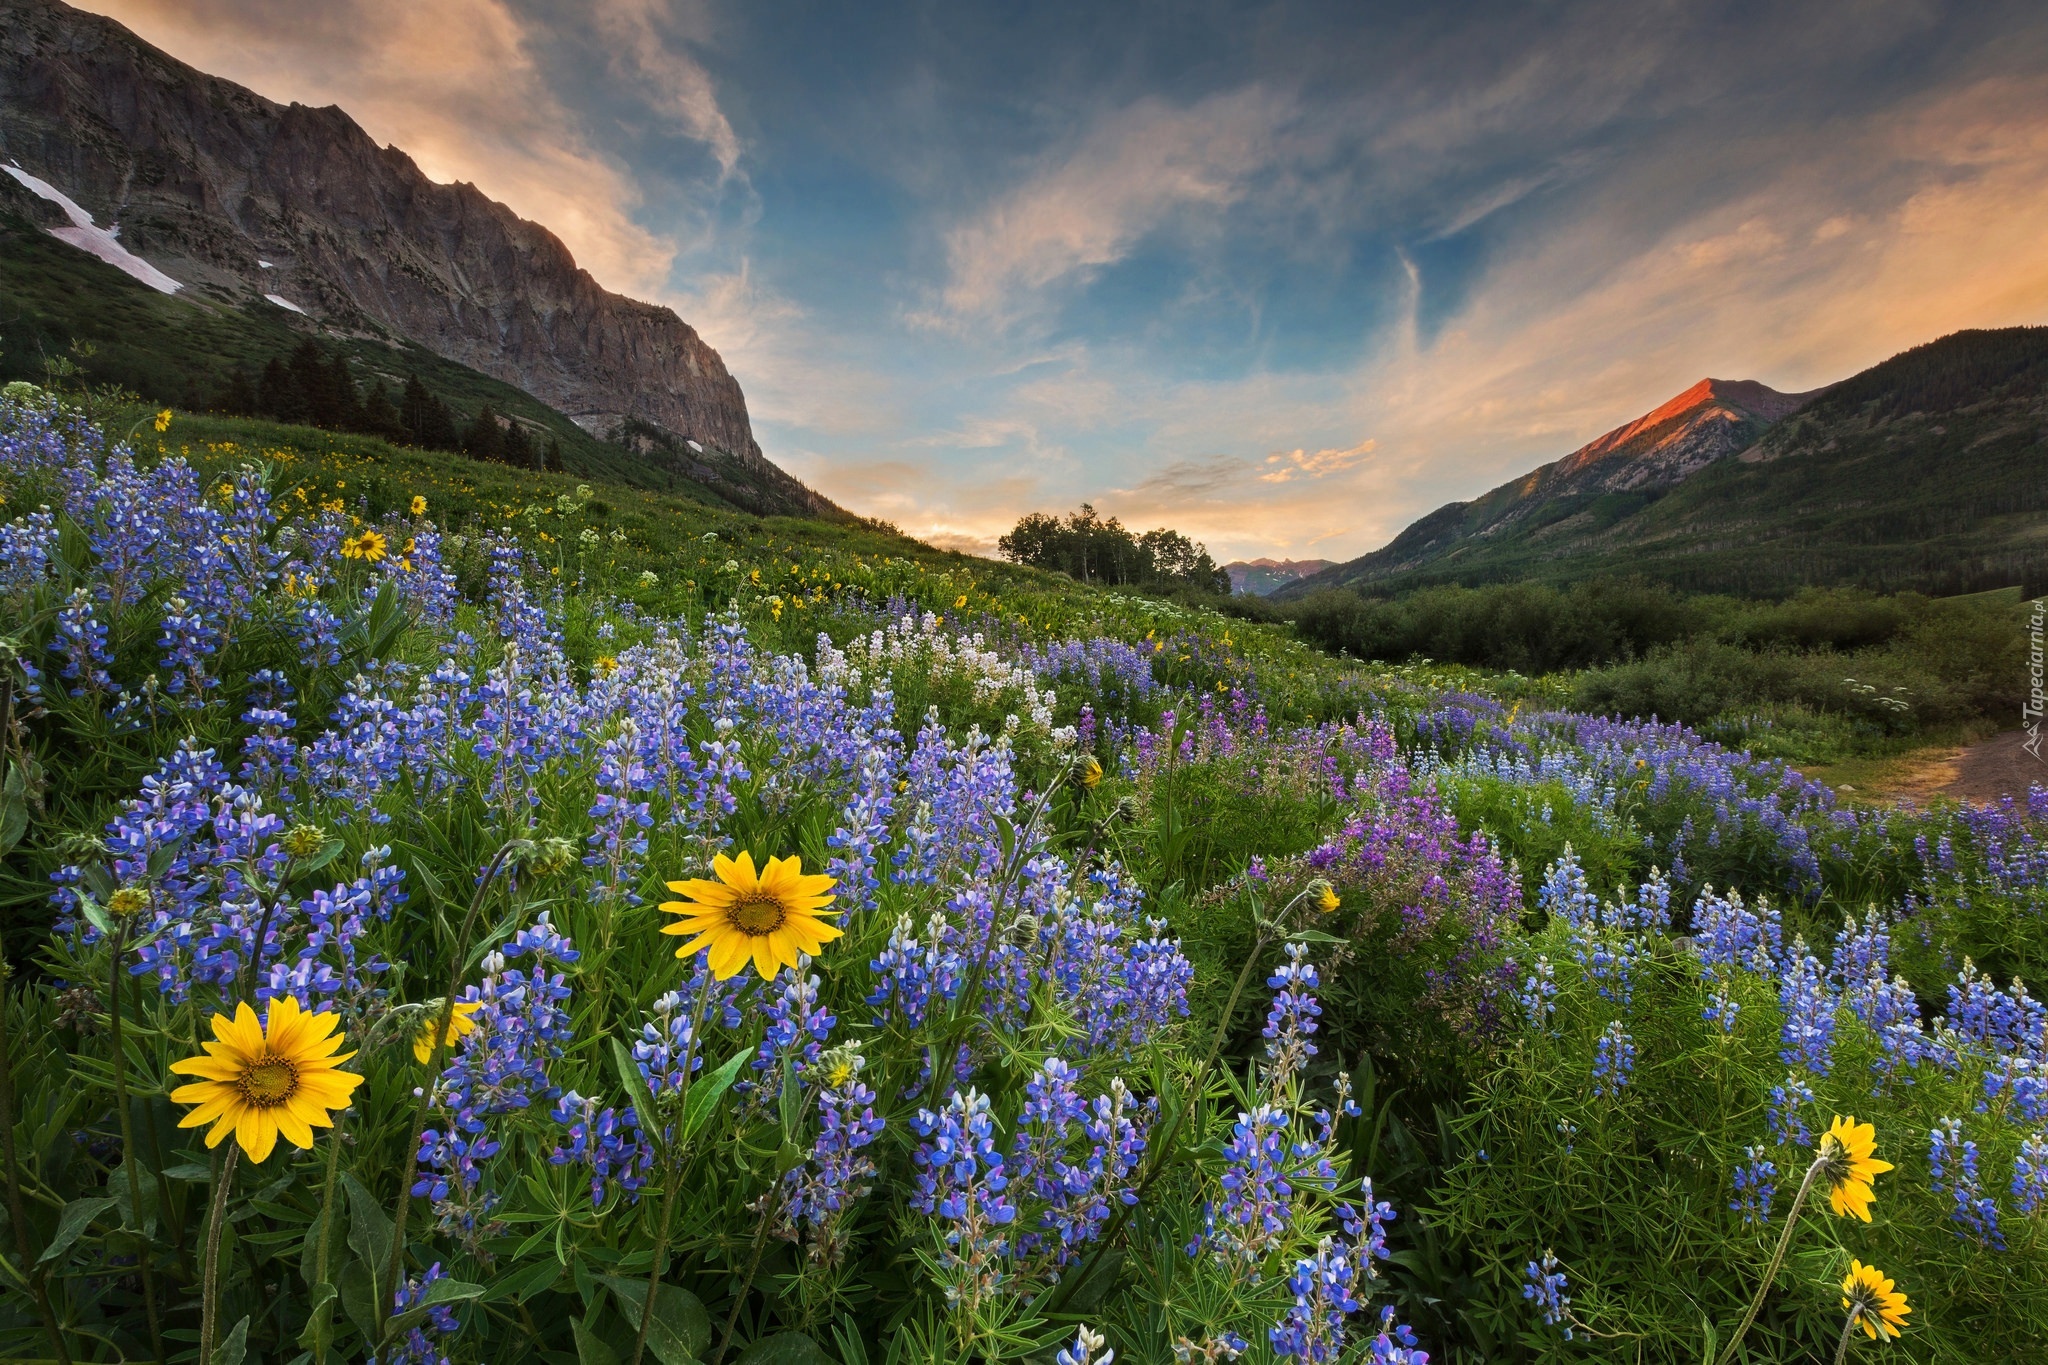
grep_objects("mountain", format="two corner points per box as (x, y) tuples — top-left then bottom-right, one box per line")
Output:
(0, 0), (835, 516)
(1225, 558), (1335, 596)
(1279, 327), (2048, 600)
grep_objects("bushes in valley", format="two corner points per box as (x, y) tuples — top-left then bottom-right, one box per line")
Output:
(1291, 577), (2024, 740)
(1290, 577), (1699, 674)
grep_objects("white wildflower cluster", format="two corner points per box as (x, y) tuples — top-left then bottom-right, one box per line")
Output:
(817, 612), (1057, 733)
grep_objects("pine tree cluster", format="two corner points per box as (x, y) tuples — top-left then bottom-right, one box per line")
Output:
(209, 341), (565, 471)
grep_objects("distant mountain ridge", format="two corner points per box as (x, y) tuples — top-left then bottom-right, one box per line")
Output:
(1287, 377), (1814, 595)
(1278, 327), (2048, 600)
(1225, 558), (1335, 596)
(0, 0), (836, 515)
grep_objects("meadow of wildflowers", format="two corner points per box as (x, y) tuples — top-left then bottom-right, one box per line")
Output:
(2, 391), (2045, 1362)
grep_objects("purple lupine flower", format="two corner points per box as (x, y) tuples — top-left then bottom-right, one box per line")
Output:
(1523, 1252), (1573, 1339)
(1591, 1022), (1635, 1098)
(1930, 1117), (2004, 1248)
(1731, 1146), (1777, 1226)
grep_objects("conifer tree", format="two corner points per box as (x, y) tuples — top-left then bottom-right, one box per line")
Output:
(258, 357), (301, 424)
(503, 418), (533, 468)
(545, 436), (565, 472)
(464, 404), (504, 462)
(362, 379), (402, 440)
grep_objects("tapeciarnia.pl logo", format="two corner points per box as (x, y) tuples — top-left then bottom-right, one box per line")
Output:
(2026, 597), (2045, 761)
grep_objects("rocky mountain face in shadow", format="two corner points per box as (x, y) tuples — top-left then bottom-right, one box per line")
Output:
(0, 0), (793, 490)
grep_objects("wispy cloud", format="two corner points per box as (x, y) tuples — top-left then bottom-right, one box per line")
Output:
(925, 86), (1298, 328)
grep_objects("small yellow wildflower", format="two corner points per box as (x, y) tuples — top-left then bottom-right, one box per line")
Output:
(413, 1001), (483, 1063)
(410, 495), (427, 515)
(153, 409), (173, 432)
(1840, 1260), (1909, 1341)
(1819, 1115), (1893, 1221)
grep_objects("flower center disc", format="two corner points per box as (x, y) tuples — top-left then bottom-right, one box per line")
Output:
(238, 1057), (300, 1106)
(731, 896), (786, 936)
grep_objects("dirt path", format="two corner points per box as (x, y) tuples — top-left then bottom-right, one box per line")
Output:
(1937, 730), (2046, 805)
(1862, 731), (2046, 807)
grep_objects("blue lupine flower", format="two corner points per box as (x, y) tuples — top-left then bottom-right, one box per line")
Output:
(1523, 1252), (1573, 1339)
(1930, 1117), (2004, 1248)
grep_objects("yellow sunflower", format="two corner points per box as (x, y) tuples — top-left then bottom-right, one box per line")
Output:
(410, 494), (428, 515)
(1078, 756), (1104, 789)
(1840, 1260), (1910, 1340)
(1317, 884), (1341, 914)
(413, 1000), (483, 1063)
(1819, 1115), (1893, 1221)
(169, 996), (362, 1162)
(659, 851), (840, 981)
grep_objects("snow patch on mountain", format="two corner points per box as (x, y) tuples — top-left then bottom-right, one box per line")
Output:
(3, 163), (182, 294)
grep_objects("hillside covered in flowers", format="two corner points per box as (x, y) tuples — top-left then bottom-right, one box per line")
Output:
(2, 392), (2045, 1364)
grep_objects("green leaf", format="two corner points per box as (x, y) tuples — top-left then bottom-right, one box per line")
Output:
(0, 761), (27, 856)
(488, 1256), (566, 1304)
(37, 1195), (115, 1264)
(573, 1314), (623, 1365)
(209, 1314), (250, 1365)
(600, 1275), (710, 1365)
(300, 1187), (350, 1289)
(296, 1281), (339, 1362)
(610, 1037), (665, 1155)
(297, 839), (347, 877)
(736, 1331), (832, 1365)
(78, 897), (113, 937)
(144, 831), (190, 880)
(390, 1276), (485, 1331)
(339, 1257), (380, 1346)
(681, 1047), (751, 1143)
(342, 1172), (393, 1298)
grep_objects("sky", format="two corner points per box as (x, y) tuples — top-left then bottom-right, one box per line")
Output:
(78, 0), (2048, 561)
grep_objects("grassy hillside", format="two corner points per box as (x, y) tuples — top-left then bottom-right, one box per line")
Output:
(1287, 327), (2048, 599)
(0, 212), (831, 518)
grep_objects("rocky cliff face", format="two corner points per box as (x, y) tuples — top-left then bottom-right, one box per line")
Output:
(0, 0), (777, 477)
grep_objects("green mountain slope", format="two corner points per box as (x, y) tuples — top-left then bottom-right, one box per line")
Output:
(1281, 327), (2048, 600)
(0, 207), (836, 520)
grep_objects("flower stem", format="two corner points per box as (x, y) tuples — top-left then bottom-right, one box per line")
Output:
(234, 853), (299, 1005)
(629, 984), (718, 1365)
(1832, 1314), (1861, 1365)
(380, 838), (522, 1343)
(198, 1145), (240, 1365)
(1717, 1155), (1825, 1365)
(711, 1197), (780, 1365)
(107, 923), (166, 1362)
(0, 932), (73, 1365)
